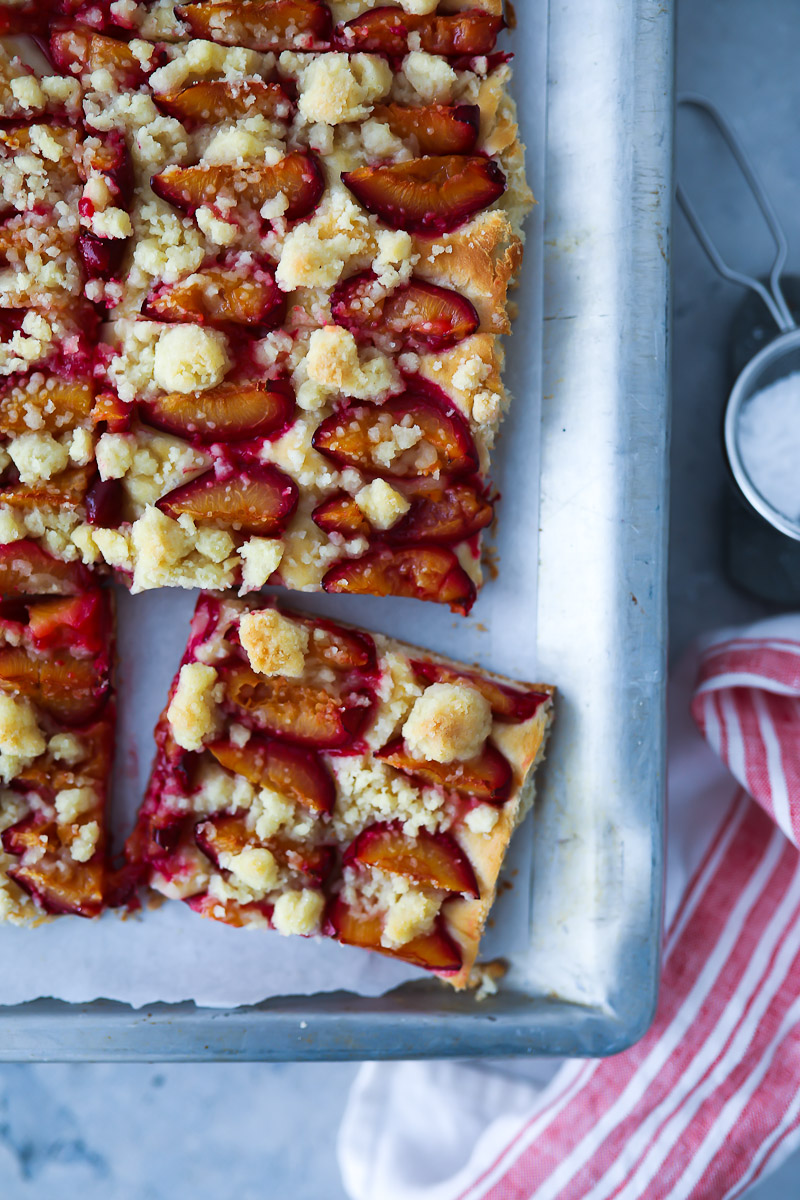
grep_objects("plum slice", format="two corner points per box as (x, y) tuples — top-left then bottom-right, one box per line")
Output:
(195, 811), (268, 863)
(81, 129), (134, 208)
(208, 735), (336, 814)
(371, 103), (480, 155)
(81, 139), (134, 277)
(304, 617), (377, 672)
(50, 28), (146, 86)
(345, 822), (479, 897)
(0, 379), (93, 437)
(323, 545), (476, 614)
(343, 156), (506, 234)
(157, 79), (294, 125)
(387, 481), (493, 545)
(313, 483), (491, 545)
(0, 1), (43, 34)
(223, 665), (371, 748)
(126, 806), (188, 864)
(0, 123), (78, 161)
(195, 812), (333, 882)
(78, 231), (125, 280)
(312, 493), (372, 539)
(376, 737), (512, 804)
(187, 893), (272, 926)
(0, 646), (108, 725)
(143, 258), (284, 328)
(28, 591), (109, 655)
(152, 151), (324, 221)
(0, 540), (90, 596)
(330, 896), (462, 972)
(0, 466), (93, 511)
(176, 0), (333, 50)
(312, 392), (478, 479)
(331, 272), (479, 353)
(80, 131), (134, 218)
(85, 477), (125, 528)
(157, 465), (298, 536)
(16, 718), (112, 793)
(142, 379), (294, 442)
(3, 818), (103, 917)
(92, 390), (131, 433)
(8, 857), (104, 917)
(410, 661), (551, 724)
(337, 7), (503, 57)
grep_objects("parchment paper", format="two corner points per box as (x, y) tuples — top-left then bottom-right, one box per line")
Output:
(0, 4), (546, 1007)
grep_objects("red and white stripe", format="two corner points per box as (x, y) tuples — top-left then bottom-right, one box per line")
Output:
(449, 634), (800, 1200)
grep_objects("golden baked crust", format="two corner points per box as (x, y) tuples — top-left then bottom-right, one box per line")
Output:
(446, 701), (553, 987)
(130, 594), (555, 989)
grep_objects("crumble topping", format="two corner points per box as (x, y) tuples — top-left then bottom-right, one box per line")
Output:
(402, 51), (457, 102)
(396, 0), (441, 13)
(152, 324), (230, 393)
(95, 433), (135, 481)
(239, 536), (284, 593)
(403, 682), (493, 764)
(382, 885), (441, 948)
(0, 693), (46, 781)
(250, 786), (295, 839)
(149, 41), (271, 95)
(69, 819), (100, 863)
(195, 205), (239, 245)
(275, 187), (373, 292)
(296, 53), (392, 125)
(331, 754), (446, 840)
(464, 803), (500, 835)
(226, 846), (280, 892)
(0, 792), (30, 924)
(49, 733), (87, 766)
(355, 478), (410, 530)
(167, 662), (221, 750)
(304, 325), (398, 400)
(239, 609), (309, 678)
(6, 432), (71, 485)
(55, 786), (98, 824)
(366, 650), (423, 750)
(272, 887), (325, 936)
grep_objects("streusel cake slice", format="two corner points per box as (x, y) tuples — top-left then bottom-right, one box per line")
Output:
(128, 593), (553, 988)
(0, 542), (115, 922)
(0, 3), (532, 612)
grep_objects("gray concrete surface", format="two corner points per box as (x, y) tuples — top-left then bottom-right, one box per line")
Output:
(671, 0), (796, 657)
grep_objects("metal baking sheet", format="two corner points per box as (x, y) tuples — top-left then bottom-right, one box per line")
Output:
(0, 0), (671, 1058)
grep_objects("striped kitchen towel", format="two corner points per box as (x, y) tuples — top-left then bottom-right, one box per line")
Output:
(338, 616), (800, 1200)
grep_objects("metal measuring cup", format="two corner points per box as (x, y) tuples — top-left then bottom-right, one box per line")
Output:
(678, 95), (800, 599)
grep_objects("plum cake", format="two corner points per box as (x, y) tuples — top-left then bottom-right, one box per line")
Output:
(0, 1), (532, 612)
(0, 541), (115, 921)
(128, 593), (553, 988)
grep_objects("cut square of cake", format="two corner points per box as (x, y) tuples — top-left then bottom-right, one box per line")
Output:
(128, 593), (553, 988)
(0, 541), (115, 922)
(0, 2), (533, 612)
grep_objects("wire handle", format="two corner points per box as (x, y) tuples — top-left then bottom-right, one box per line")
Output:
(676, 94), (795, 333)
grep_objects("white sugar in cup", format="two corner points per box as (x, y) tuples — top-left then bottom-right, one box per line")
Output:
(737, 372), (800, 524)
(725, 329), (800, 541)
